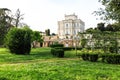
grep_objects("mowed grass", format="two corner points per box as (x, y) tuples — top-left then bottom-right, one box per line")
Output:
(0, 48), (120, 80)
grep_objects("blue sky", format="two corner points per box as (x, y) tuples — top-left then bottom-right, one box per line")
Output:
(0, 0), (104, 33)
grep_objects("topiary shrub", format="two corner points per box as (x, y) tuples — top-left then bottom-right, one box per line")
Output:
(54, 49), (64, 58)
(51, 48), (64, 58)
(105, 54), (120, 64)
(51, 48), (56, 56)
(81, 53), (89, 61)
(89, 54), (98, 62)
(5, 27), (32, 55)
(101, 54), (106, 62)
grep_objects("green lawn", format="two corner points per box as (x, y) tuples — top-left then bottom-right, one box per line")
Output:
(0, 48), (120, 80)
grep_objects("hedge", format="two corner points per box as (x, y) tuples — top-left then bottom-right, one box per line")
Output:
(89, 54), (98, 62)
(81, 53), (99, 62)
(81, 53), (89, 61)
(101, 54), (120, 64)
(51, 48), (64, 58)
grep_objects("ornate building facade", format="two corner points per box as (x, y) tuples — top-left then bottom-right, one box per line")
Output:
(57, 13), (85, 47)
(58, 13), (85, 39)
(40, 14), (85, 47)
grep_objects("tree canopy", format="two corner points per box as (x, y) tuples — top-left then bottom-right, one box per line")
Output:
(0, 8), (12, 45)
(31, 31), (43, 48)
(45, 29), (50, 36)
(95, 0), (120, 23)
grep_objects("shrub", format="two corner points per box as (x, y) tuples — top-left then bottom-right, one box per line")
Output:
(63, 47), (74, 51)
(89, 54), (98, 62)
(81, 53), (89, 61)
(55, 49), (64, 58)
(101, 54), (120, 64)
(101, 54), (106, 62)
(63, 47), (82, 51)
(105, 54), (120, 64)
(55, 47), (63, 49)
(51, 48), (64, 58)
(5, 27), (32, 55)
(81, 53), (98, 62)
(51, 48), (55, 56)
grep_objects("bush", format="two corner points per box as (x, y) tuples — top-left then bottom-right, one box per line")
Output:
(50, 44), (64, 48)
(5, 27), (32, 55)
(54, 47), (63, 49)
(81, 53), (89, 61)
(55, 49), (64, 58)
(51, 48), (56, 56)
(63, 47), (82, 51)
(51, 48), (64, 58)
(89, 54), (98, 62)
(101, 54), (106, 62)
(105, 54), (120, 64)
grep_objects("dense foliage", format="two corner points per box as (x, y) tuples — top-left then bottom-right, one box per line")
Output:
(31, 31), (43, 48)
(101, 54), (120, 64)
(81, 53), (99, 62)
(0, 8), (12, 45)
(45, 29), (50, 36)
(51, 48), (64, 58)
(95, 0), (120, 23)
(5, 27), (32, 54)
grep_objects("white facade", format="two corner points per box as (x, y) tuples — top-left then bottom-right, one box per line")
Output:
(58, 13), (85, 39)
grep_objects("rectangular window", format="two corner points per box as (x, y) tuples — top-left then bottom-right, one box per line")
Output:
(65, 23), (69, 28)
(74, 30), (76, 34)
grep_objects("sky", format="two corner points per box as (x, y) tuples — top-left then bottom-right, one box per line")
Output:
(0, 0), (104, 33)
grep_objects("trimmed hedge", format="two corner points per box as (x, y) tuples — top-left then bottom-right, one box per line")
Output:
(51, 48), (64, 58)
(89, 54), (98, 62)
(63, 47), (82, 51)
(81, 53), (89, 61)
(81, 53), (99, 62)
(101, 54), (120, 64)
(80, 49), (120, 64)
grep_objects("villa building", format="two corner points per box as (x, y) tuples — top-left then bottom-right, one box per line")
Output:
(57, 13), (85, 47)
(41, 13), (85, 47)
(58, 13), (85, 39)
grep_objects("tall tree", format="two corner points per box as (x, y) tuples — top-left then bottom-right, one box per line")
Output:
(0, 8), (12, 45)
(31, 31), (43, 48)
(14, 9), (24, 27)
(97, 23), (105, 31)
(105, 24), (114, 31)
(95, 0), (120, 23)
(85, 28), (94, 33)
(45, 29), (50, 36)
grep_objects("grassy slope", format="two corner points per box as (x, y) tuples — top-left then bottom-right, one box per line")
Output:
(0, 48), (120, 80)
